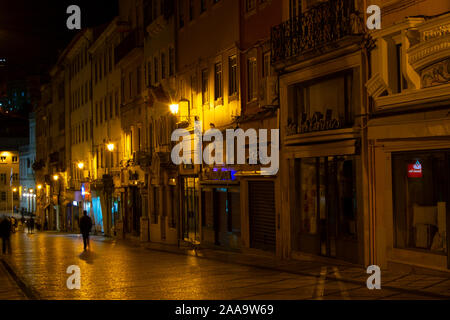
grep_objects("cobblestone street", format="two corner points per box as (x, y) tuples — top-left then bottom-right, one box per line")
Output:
(1, 231), (450, 300)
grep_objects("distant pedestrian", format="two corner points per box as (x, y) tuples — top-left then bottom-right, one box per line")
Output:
(79, 211), (92, 251)
(28, 217), (35, 234)
(0, 217), (12, 254)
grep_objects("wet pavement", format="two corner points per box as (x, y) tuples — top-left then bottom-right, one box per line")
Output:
(1, 231), (450, 300)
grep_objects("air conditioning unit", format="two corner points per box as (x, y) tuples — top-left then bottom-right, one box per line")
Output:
(258, 75), (278, 108)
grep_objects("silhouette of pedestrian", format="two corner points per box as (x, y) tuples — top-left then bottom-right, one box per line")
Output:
(0, 217), (12, 254)
(28, 217), (35, 234)
(79, 211), (92, 251)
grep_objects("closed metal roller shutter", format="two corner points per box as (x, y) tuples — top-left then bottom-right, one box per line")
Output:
(249, 181), (276, 251)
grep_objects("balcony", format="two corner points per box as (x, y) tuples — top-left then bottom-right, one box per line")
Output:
(114, 29), (143, 65)
(271, 0), (364, 64)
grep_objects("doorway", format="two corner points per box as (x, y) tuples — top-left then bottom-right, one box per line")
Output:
(295, 156), (360, 263)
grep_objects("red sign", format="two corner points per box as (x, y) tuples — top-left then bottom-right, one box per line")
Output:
(408, 161), (422, 178)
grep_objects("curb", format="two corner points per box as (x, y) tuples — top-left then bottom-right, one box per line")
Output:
(0, 258), (40, 300)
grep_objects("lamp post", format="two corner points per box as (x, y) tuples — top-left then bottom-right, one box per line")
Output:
(105, 142), (115, 236)
(12, 187), (17, 215)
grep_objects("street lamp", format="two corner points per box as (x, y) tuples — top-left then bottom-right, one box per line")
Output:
(37, 184), (43, 190)
(53, 174), (59, 181)
(77, 162), (85, 169)
(11, 187), (17, 215)
(107, 143), (115, 152)
(169, 103), (179, 115)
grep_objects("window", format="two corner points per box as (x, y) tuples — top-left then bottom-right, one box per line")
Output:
(129, 72), (133, 98)
(202, 69), (209, 105)
(178, 0), (184, 28)
(161, 53), (166, 80)
(115, 91), (119, 117)
(214, 62), (222, 101)
(121, 78), (125, 103)
(109, 47), (112, 72)
(229, 55), (238, 96)
(154, 57), (159, 83)
(99, 60), (103, 81)
(246, 0), (256, 12)
(99, 101), (103, 124)
(0, 173), (6, 184)
(1, 192), (6, 201)
(189, 0), (194, 20)
(395, 43), (408, 93)
(95, 62), (98, 83)
(169, 48), (175, 77)
(290, 0), (302, 19)
(110, 94), (113, 119)
(0, 156), (6, 163)
(147, 61), (152, 86)
(137, 66), (142, 93)
(12, 156), (18, 163)
(200, 0), (206, 12)
(291, 71), (355, 131)
(392, 150), (449, 255)
(104, 97), (108, 121)
(263, 52), (271, 77)
(247, 57), (257, 101)
(95, 102), (99, 126)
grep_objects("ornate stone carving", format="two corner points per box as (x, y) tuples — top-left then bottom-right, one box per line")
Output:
(421, 58), (450, 88)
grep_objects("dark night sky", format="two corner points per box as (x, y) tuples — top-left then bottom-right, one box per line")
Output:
(0, 0), (118, 80)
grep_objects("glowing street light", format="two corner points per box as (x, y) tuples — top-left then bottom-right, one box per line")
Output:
(107, 143), (115, 152)
(37, 184), (43, 190)
(12, 187), (17, 192)
(77, 162), (85, 169)
(53, 175), (59, 181)
(29, 189), (33, 193)
(169, 103), (179, 115)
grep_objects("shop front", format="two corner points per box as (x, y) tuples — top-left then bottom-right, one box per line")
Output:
(181, 175), (200, 244)
(200, 167), (241, 249)
(369, 115), (450, 271)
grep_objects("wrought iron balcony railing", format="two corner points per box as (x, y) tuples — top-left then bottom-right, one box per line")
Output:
(271, 0), (364, 64)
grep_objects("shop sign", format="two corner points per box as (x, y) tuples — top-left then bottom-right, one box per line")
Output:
(408, 161), (422, 178)
(203, 167), (237, 181)
(81, 183), (91, 201)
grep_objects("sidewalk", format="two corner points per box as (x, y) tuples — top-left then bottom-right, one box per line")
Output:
(136, 240), (450, 299)
(29, 231), (450, 299)
(0, 258), (27, 300)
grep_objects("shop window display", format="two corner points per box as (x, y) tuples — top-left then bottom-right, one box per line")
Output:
(393, 150), (449, 254)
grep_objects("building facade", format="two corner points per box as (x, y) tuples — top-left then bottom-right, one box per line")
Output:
(367, 0), (450, 271)
(19, 112), (36, 214)
(0, 150), (20, 216)
(274, 0), (369, 264)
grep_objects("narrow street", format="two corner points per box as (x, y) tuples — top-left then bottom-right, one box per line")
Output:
(1, 231), (450, 300)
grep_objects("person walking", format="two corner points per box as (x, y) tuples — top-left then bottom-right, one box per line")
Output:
(0, 217), (12, 254)
(79, 211), (92, 251)
(28, 217), (35, 234)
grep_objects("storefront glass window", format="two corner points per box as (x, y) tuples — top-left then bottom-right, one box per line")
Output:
(297, 155), (358, 256)
(393, 150), (449, 254)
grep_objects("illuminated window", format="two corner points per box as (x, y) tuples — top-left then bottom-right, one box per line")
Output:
(393, 150), (449, 254)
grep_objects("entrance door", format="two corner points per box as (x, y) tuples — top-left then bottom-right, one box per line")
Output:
(182, 177), (200, 243)
(249, 181), (276, 252)
(297, 156), (359, 264)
